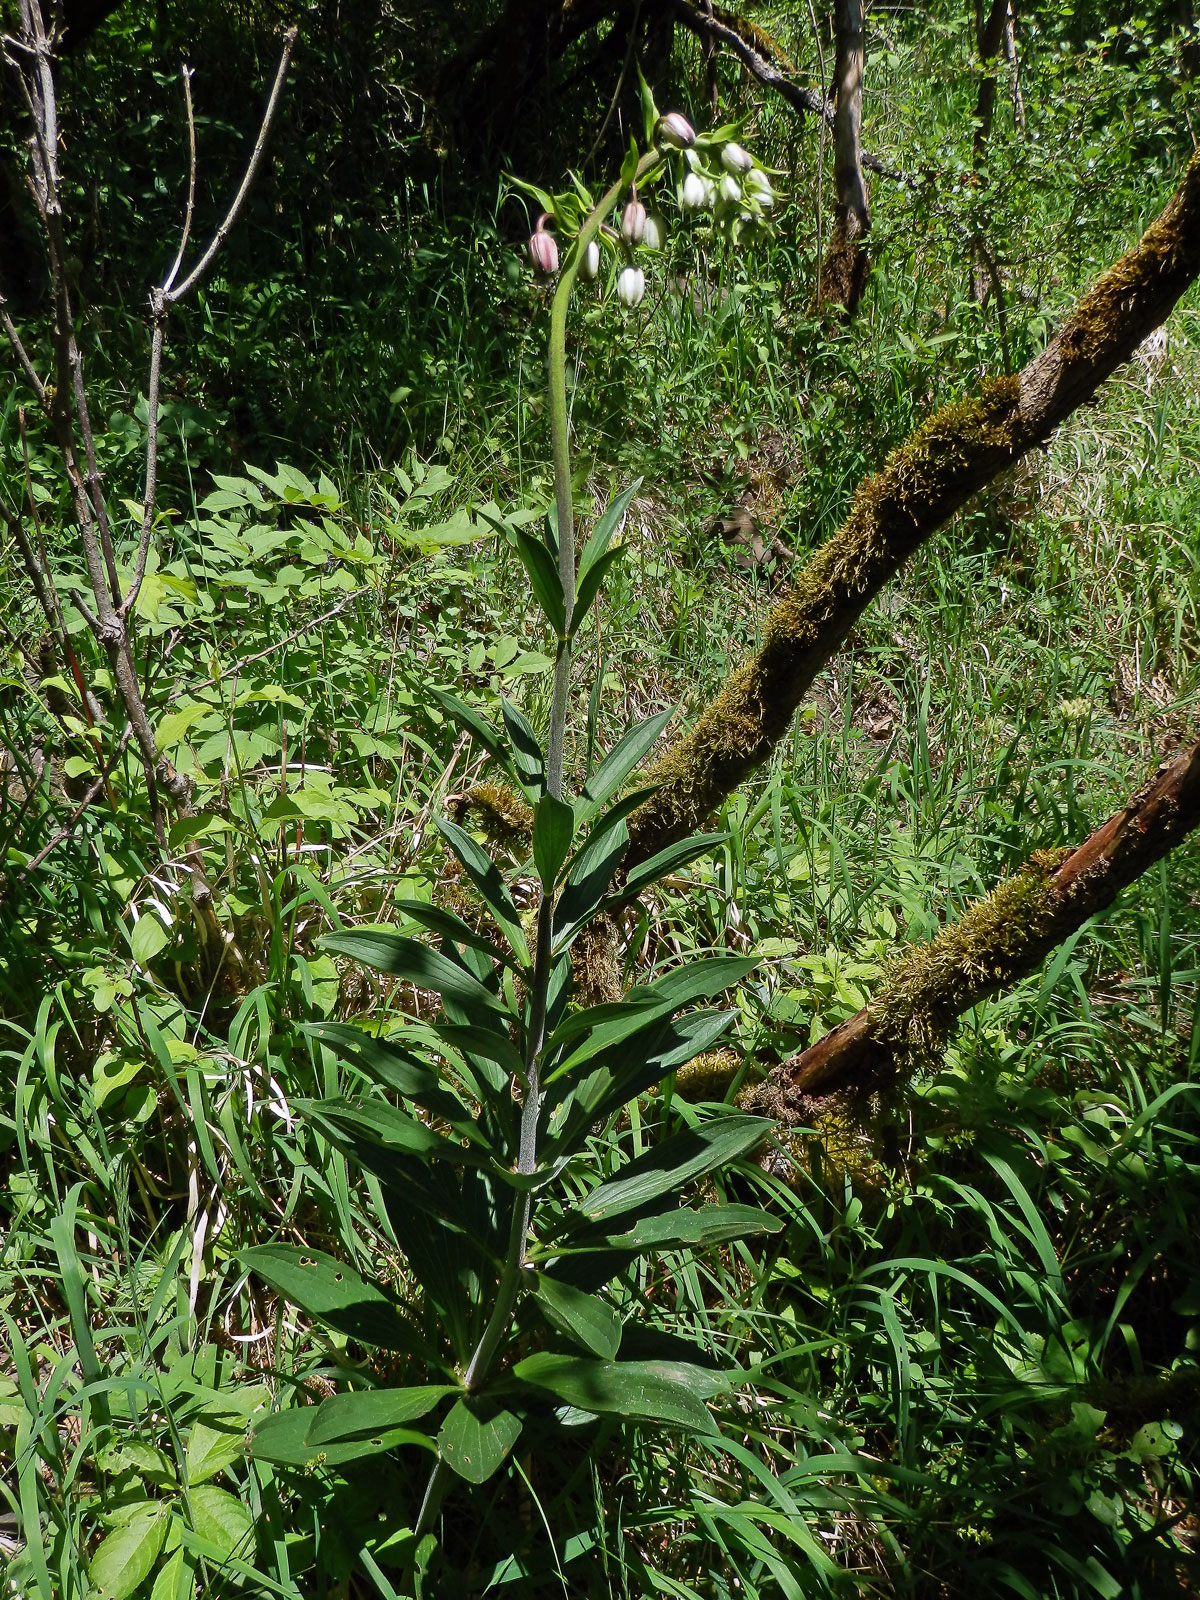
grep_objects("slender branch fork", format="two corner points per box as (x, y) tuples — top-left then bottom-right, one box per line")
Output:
(0, 3), (297, 859)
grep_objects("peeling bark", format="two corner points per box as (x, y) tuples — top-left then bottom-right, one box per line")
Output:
(625, 147), (1200, 869)
(759, 733), (1200, 1108)
(817, 0), (870, 316)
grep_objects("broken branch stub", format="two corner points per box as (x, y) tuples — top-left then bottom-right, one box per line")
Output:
(762, 733), (1200, 1108)
(625, 148), (1200, 869)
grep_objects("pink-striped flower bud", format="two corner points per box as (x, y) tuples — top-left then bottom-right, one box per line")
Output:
(621, 199), (647, 245)
(528, 227), (559, 275)
(656, 111), (696, 148)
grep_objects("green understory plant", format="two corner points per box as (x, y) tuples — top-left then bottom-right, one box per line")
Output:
(242, 92), (785, 1588)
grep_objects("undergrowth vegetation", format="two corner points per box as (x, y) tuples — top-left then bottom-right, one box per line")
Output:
(2, 0), (1199, 1595)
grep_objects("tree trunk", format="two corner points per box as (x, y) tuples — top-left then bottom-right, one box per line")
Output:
(817, 0), (870, 316)
(624, 147), (1200, 870)
(754, 733), (1200, 1111)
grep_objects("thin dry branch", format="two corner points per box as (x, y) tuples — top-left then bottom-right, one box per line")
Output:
(757, 733), (1200, 1109)
(625, 146), (1200, 868)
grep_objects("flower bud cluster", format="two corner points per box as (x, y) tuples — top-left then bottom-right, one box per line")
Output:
(522, 114), (777, 308)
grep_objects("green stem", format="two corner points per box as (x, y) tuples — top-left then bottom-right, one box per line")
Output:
(413, 146), (667, 1559)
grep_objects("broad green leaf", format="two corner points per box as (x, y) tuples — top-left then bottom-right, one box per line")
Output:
(249, 1406), (432, 1470)
(533, 793), (575, 889)
(130, 914), (169, 967)
(434, 817), (530, 964)
(438, 1398), (523, 1484)
(511, 527), (566, 635)
(581, 708), (673, 817)
(296, 1095), (494, 1165)
(321, 929), (505, 1014)
(600, 1203), (782, 1251)
(512, 1353), (718, 1434)
(149, 1545), (188, 1600)
(185, 1420), (244, 1485)
(240, 1244), (414, 1351)
(575, 1116), (772, 1224)
(188, 1484), (252, 1559)
(305, 1385), (456, 1445)
(545, 1001), (676, 1085)
(534, 1276), (621, 1359)
(553, 812), (630, 946)
(89, 1502), (169, 1600)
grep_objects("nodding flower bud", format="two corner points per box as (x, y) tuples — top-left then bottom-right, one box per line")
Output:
(616, 265), (645, 308)
(721, 142), (753, 175)
(642, 210), (667, 251)
(719, 174), (742, 205)
(621, 199), (647, 245)
(528, 222), (559, 275)
(578, 238), (601, 280)
(680, 172), (711, 211)
(656, 111), (696, 148)
(746, 168), (775, 208)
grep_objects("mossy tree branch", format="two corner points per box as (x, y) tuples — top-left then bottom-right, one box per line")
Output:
(625, 146), (1200, 868)
(756, 733), (1200, 1110)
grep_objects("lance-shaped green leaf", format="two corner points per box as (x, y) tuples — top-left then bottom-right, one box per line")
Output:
(511, 526), (566, 636)
(240, 1245), (415, 1351)
(631, 955), (759, 1009)
(250, 1407), (432, 1470)
(577, 481), (640, 595)
(301, 1023), (476, 1130)
(500, 698), (546, 798)
(544, 1001), (676, 1086)
(427, 687), (511, 772)
(431, 1021), (527, 1084)
(305, 1386), (457, 1446)
(434, 817), (530, 966)
(580, 708), (673, 819)
(512, 1353), (720, 1434)
(573, 546), (625, 628)
(533, 1276), (622, 1359)
(573, 1115), (773, 1226)
(552, 811), (629, 948)
(598, 1204), (782, 1251)
(392, 898), (519, 970)
(609, 832), (729, 905)
(438, 1398), (523, 1484)
(321, 928), (506, 1014)
(533, 793), (575, 889)
(295, 1095), (494, 1166)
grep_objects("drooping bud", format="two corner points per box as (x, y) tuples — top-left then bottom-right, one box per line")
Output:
(616, 265), (645, 308)
(746, 168), (775, 209)
(680, 172), (710, 211)
(528, 221), (559, 275)
(656, 111), (696, 148)
(642, 210), (667, 251)
(719, 174), (742, 205)
(578, 238), (601, 280)
(721, 142), (753, 175)
(621, 199), (647, 245)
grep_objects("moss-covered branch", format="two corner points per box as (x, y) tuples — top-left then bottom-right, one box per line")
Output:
(625, 147), (1200, 868)
(756, 733), (1200, 1110)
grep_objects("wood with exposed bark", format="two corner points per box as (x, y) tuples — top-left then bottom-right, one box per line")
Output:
(817, 0), (870, 316)
(754, 734), (1200, 1109)
(624, 146), (1200, 870)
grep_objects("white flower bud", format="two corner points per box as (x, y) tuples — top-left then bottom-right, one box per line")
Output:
(657, 111), (696, 148)
(680, 172), (710, 211)
(616, 265), (645, 307)
(722, 142), (753, 174)
(528, 229), (559, 274)
(746, 168), (775, 208)
(642, 210), (667, 251)
(578, 238), (601, 279)
(719, 174), (742, 205)
(621, 199), (646, 245)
